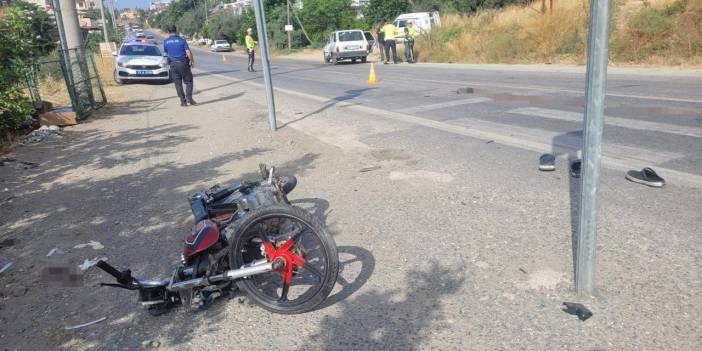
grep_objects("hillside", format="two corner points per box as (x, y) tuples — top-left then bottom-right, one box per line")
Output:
(414, 0), (702, 66)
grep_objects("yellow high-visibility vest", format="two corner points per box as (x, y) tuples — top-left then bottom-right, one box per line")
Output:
(381, 24), (397, 40)
(245, 35), (256, 49)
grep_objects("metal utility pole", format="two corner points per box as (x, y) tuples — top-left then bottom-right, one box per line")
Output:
(99, 0), (109, 43)
(287, 1), (291, 51)
(110, 0), (118, 31)
(204, 0), (209, 23)
(575, 0), (613, 297)
(253, 0), (277, 131)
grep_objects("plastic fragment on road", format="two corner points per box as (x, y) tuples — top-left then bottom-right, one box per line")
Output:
(562, 302), (593, 321)
(47, 248), (64, 257)
(456, 87), (474, 94)
(74, 241), (104, 250)
(78, 257), (108, 271)
(0, 261), (13, 274)
(64, 316), (107, 330)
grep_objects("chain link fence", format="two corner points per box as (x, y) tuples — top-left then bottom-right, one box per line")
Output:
(24, 48), (107, 121)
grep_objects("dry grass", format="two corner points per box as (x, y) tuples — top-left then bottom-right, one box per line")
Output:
(415, 0), (701, 66)
(92, 54), (129, 104)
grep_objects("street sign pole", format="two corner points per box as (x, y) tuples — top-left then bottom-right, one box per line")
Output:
(253, 0), (277, 131)
(576, 0), (613, 296)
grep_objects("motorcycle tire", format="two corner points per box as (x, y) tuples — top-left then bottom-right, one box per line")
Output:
(229, 204), (338, 314)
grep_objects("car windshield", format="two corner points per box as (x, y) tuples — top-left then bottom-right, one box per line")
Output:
(120, 45), (161, 56)
(215, 40), (227, 44)
(338, 31), (363, 42)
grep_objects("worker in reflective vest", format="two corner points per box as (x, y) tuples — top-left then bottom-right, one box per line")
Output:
(405, 22), (418, 64)
(380, 22), (398, 64)
(245, 28), (258, 72)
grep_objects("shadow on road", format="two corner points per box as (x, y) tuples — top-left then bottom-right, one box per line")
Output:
(279, 88), (375, 129)
(552, 130), (583, 279)
(300, 261), (464, 351)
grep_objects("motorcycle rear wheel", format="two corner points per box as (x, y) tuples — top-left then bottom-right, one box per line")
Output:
(230, 204), (338, 314)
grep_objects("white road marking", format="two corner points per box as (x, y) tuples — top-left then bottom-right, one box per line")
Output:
(397, 97), (492, 113)
(450, 118), (685, 164)
(196, 68), (702, 189)
(509, 107), (702, 138)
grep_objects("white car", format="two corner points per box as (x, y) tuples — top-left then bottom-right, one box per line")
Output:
(210, 40), (231, 52)
(323, 30), (369, 65)
(113, 42), (170, 84)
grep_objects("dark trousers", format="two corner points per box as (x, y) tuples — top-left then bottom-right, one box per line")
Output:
(384, 40), (397, 63)
(247, 48), (255, 71)
(170, 61), (193, 103)
(405, 40), (415, 62)
(378, 40), (386, 62)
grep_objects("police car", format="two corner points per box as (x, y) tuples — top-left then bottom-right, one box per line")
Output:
(113, 41), (171, 84)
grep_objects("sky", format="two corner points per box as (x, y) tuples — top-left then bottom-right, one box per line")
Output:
(117, 0), (150, 10)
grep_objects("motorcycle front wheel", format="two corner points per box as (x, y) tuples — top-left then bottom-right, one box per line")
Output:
(230, 204), (338, 314)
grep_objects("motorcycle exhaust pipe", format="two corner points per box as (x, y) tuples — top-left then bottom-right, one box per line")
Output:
(167, 260), (272, 292)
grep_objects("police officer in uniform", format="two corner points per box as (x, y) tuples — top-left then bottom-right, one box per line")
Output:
(163, 25), (196, 106)
(380, 21), (398, 64)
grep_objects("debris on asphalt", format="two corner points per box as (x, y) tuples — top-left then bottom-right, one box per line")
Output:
(64, 316), (107, 330)
(0, 158), (39, 169)
(78, 257), (108, 271)
(485, 140), (494, 144)
(19, 125), (63, 145)
(562, 302), (593, 321)
(142, 340), (162, 348)
(42, 266), (83, 287)
(0, 261), (14, 274)
(519, 268), (527, 274)
(46, 248), (64, 257)
(359, 166), (381, 173)
(73, 241), (104, 250)
(10, 285), (28, 297)
(456, 87), (475, 94)
(0, 238), (16, 249)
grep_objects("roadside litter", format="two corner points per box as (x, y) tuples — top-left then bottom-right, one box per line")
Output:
(64, 316), (107, 330)
(0, 157), (39, 169)
(0, 261), (14, 274)
(78, 257), (108, 271)
(20, 125), (63, 145)
(456, 87), (474, 94)
(47, 248), (64, 257)
(626, 167), (665, 188)
(562, 302), (593, 321)
(359, 166), (381, 173)
(73, 241), (105, 250)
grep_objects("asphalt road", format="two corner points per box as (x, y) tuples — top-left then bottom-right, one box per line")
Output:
(152, 32), (702, 185)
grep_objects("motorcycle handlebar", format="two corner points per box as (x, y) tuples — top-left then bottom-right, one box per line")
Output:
(96, 260), (134, 285)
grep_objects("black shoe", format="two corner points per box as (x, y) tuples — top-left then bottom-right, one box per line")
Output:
(180, 101), (187, 107)
(187, 99), (197, 106)
(570, 160), (582, 178)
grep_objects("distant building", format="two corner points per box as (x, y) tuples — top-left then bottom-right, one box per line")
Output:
(150, 0), (173, 13)
(351, 0), (369, 6)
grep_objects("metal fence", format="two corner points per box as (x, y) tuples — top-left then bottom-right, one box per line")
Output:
(24, 48), (107, 120)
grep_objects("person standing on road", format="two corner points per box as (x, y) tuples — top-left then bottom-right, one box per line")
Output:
(380, 21), (398, 64)
(375, 23), (386, 63)
(163, 25), (196, 107)
(245, 28), (258, 72)
(405, 22), (418, 63)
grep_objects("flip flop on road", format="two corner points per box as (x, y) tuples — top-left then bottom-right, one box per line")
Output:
(626, 167), (665, 188)
(539, 154), (556, 171)
(570, 160), (582, 178)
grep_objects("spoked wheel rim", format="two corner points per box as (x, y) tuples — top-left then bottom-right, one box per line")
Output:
(234, 212), (332, 310)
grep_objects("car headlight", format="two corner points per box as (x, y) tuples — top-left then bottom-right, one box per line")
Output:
(160, 61), (168, 68)
(117, 60), (126, 67)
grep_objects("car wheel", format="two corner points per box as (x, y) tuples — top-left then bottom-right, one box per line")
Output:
(361, 56), (367, 63)
(352, 58), (357, 63)
(113, 69), (123, 85)
(331, 56), (338, 65)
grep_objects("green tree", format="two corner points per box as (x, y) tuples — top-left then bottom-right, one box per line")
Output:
(363, 0), (410, 27)
(299, 0), (360, 44)
(0, 4), (51, 138)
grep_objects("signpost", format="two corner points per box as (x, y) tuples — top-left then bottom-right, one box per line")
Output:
(253, 0), (277, 131)
(576, 0), (613, 296)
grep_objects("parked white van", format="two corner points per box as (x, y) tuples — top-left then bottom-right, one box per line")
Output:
(392, 12), (441, 40)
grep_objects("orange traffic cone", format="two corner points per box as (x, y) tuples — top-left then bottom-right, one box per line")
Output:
(222, 54), (227, 63)
(367, 63), (378, 84)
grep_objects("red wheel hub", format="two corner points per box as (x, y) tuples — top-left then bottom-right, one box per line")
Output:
(263, 239), (305, 284)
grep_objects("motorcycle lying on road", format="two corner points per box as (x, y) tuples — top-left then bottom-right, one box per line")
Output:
(97, 164), (339, 315)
